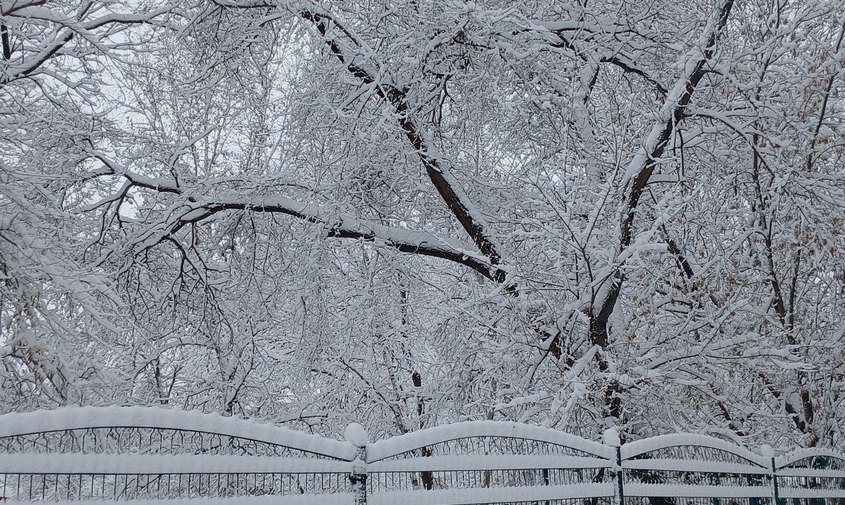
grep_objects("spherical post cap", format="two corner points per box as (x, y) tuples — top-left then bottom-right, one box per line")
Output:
(603, 427), (621, 447)
(344, 423), (368, 448)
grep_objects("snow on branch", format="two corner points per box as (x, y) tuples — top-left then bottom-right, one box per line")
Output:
(0, 2), (175, 86)
(513, 17), (668, 97)
(90, 163), (501, 280)
(187, 196), (501, 281)
(589, 0), (735, 349)
(620, 0), (734, 248)
(293, 2), (510, 284)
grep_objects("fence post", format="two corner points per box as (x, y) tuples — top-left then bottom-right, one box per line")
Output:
(604, 427), (624, 505)
(345, 423), (368, 505)
(771, 457), (781, 505)
(762, 445), (779, 505)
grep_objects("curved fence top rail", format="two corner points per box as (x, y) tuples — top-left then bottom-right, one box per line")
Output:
(367, 420), (614, 463)
(776, 448), (845, 469)
(621, 433), (770, 467)
(0, 406), (357, 461)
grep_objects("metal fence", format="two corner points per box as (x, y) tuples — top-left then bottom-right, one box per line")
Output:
(0, 407), (843, 504)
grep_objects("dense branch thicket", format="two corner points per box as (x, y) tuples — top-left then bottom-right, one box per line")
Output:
(1, 0), (843, 448)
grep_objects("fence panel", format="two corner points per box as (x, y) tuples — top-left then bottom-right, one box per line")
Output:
(775, 449), (845, 505)
(366, 421), (615, 505)
(0, 407), (356, 503)
(621, 434), (774, 505)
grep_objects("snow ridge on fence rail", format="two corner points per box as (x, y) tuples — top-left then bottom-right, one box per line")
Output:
(1, 406), (844, 504)
(0, 406), (356, 460)
(366, 420), (614, 462)
(621, 433), (771, 466)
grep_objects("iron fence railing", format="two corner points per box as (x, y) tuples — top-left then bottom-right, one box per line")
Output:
(0, 407), (843, 505)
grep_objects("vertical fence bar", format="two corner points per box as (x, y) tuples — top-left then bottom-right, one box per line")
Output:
(345, 423), (368, 505)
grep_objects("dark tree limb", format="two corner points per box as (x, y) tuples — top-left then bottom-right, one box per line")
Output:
(299, 6), (509, 285)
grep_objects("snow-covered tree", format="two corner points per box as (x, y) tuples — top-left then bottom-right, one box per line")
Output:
(2, 0), (844, 449)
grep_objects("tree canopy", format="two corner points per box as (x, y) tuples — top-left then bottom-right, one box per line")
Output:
(1, 0), (844, 448)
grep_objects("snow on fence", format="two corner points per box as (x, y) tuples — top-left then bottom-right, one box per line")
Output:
(0, 407), (843, 505)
